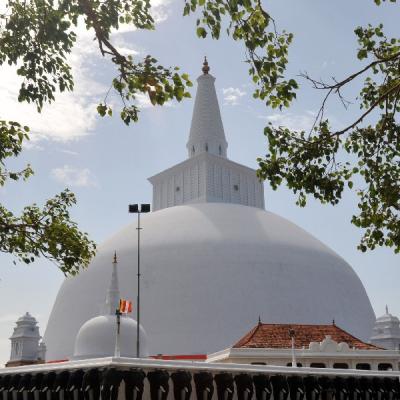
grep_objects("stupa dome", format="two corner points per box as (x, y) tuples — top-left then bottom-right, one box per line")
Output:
(72, 251), (149, 359)
(73, 315), (148, 359)
(17, 312), (37, 325)
(375, 309), (399, 324)
(45, 203), (375, 360)
(44, 61), (375, 361)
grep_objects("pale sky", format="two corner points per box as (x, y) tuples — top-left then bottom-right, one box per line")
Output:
(0, 0), (398, 365)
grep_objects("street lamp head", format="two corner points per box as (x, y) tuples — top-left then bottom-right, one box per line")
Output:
(128, 204), (151, 213)
(140, 204), (151, 213)
(288, 329), (296, 338)
(129, 204), (139, 213)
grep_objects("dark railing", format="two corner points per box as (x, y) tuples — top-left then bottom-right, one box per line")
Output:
(0, 366), (399, 400)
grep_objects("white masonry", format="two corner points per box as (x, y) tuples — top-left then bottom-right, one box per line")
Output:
(8, 312), (45, 364)
(148, 58), (265, 211)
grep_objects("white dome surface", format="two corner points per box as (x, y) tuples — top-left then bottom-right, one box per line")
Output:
(44, 203), (375, 360)
(73, 315), (148, 359)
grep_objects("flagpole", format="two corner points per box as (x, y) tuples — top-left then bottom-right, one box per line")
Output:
(289, 329), (296, 367)
(137, 211), (141, 358)
(114, 308), (121, 358)
(128, 203), (150, 358)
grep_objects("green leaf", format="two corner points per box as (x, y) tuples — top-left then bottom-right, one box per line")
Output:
(196, 27), (207, 38)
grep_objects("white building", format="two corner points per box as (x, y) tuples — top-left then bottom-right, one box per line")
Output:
(43, 59), (376, 361)
(207, 321), (400, 371)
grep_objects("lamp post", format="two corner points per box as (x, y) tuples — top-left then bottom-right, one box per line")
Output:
(288, 328), (297, 367)
(128, 203), (151, 358)
(114, 308), (122, 358)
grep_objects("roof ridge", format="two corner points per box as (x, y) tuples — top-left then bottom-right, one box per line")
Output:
(234, 323), (262, 347)
(331, 323), (381, 349)
(259, 323), (333, 327)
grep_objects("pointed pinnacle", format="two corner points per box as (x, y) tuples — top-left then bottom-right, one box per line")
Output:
(113, 251), (117, 264)
(202, 56), (210, 74)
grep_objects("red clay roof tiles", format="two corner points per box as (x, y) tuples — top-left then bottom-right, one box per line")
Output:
(233, 323), (379, 350)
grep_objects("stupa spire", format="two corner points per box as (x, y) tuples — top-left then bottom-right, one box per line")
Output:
(148, 60), (265, 211)
(105, 251), (120, 315)
(202, 56), (210, 74)
(186, 58), (228, 158)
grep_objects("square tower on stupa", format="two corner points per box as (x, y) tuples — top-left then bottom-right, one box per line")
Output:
(148, 58), (264, 211)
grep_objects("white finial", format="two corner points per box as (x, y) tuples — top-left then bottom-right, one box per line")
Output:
(105, 251), (120, 315)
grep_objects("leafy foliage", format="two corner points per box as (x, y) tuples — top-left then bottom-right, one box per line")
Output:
(0, 0), (295, 123)
(257, 1), (400, 253)
(0, 0), (76, 110)
(0, 189), (96, 276)
(0, 0), (193, 121)
(0, 121), (33, 185)
(184, 0), (297, 109)
(0, 121), (96, 274)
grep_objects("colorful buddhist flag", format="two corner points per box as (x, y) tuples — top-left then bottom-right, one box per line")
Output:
(119, 299), (133, 313)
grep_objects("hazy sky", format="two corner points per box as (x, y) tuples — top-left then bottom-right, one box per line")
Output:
(0, 0), (398, 365)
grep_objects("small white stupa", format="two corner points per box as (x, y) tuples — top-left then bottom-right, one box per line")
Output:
(370, 305), (400, 350)
(6, 312), (46, 367)
(73, 252), (148, 359)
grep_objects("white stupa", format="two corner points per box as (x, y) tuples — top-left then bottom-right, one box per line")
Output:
(44, 59), (375, 361)
(7, 312), (46, 367)
(370, 306), (400, 350)
(73, 253), (148, 359)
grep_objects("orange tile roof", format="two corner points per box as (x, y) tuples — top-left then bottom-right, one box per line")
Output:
(233, 323), (380, 350)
